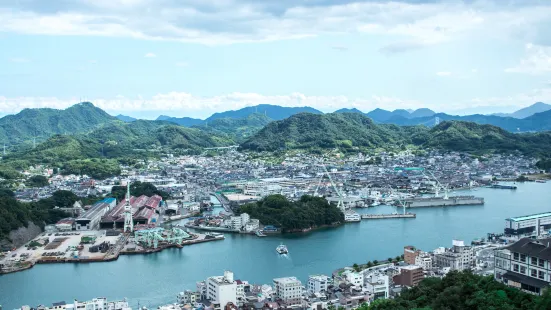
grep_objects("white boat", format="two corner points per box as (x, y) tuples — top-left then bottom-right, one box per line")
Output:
(276, 244), (288, 254)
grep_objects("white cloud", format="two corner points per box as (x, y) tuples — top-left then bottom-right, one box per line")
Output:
(144, 52), (156, 58)
(0, 1), (549, 47)
(1, 86), (550, 119)
(505, 43), (551, 75)
(436, 71), (452, 77)
(10, 57), (30, 63)
(0, 92), (422, 118)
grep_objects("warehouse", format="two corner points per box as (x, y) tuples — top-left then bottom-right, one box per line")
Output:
(75, 198), (116, 230)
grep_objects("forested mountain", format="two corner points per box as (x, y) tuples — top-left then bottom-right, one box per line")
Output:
(365, 108), (436, 122)
(156, 115), (204, 127)
(381, 110), (551, 132)
(1, 120), (234, 178)
(239, 112), (426, 152)
(115, 114), (137, 122)
(240, 113), (551, 156)
(192, 113), (272, 142)
(206, 104), (322, 121)
(0, 102), (115, 144)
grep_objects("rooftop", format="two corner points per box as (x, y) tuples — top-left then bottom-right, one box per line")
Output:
(507, 212), (551, 222)
(506, 238), (551, 260)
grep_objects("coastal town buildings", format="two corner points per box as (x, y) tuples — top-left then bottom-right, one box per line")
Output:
(273, 277), (304, 306)
(494, 238), (551, 295)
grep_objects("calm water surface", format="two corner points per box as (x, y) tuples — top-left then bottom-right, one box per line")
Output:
(1, 182), (550, 309)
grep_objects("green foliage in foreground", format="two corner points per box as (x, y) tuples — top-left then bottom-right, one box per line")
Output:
(238, 195), (344, 232)
(0, 190), (77, 242)
(110, 181), (169, 201)
(362, 271), (551, 310)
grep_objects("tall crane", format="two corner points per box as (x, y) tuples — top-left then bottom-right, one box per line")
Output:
(319, 164), (345, 211)
(423, 170), (449, 199)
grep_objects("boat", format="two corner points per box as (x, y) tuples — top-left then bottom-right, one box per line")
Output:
(536, 180), (546, 183)
(255, 230), (267, 237)
(276, 244), (288, 255)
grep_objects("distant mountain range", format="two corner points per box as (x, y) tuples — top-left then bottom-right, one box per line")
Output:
(115, 114), (137, 122)
(492, 102), (551, 119)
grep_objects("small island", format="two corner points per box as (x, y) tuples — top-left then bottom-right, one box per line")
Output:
(238, 194), (344, 233)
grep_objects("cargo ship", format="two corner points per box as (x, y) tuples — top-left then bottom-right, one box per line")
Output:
(400, 196), (484, 208)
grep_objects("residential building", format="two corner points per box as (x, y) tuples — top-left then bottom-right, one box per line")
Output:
(307, 275), (329, 294)
(363, 273), (389, 300)
(273, 277), (303, 306)
(404, 246), (420, 265)
(206, 271), (238, 309)
(494, 238), (551, 295)
(177, 290), (200, 305)
(342, 270), (364, 287)
(414, 253), (433, 270)
(393, 266), (424, 287)
(434, 240), (475, 271)
(18, 298), (131, 310)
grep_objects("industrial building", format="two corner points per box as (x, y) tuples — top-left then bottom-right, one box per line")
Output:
(504, 212), (551, 238)
(75, 198), (116, 230)
(100, 195), (162, 229)
(494, 238), (551, 295)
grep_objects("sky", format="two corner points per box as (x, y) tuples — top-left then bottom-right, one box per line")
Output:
(0, 0), (550, 119)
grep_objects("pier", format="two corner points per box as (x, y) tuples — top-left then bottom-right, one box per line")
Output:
(361, 213), (416, 220)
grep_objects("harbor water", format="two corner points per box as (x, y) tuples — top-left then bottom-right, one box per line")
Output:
(1, 182), (550, 308)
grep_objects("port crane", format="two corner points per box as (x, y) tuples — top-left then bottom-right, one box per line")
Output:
(313, 164), (345, 211)
(394, 167), (449, 199)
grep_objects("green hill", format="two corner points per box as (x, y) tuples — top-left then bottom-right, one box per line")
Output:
(0, 102), (115, 145)
(418, 121), (551, 155)
(239, 112), (424, 151)
(1, 120), (234, 179)
(193, 113), (272, 142)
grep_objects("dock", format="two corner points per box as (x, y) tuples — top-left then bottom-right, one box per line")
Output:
(361, 214), (416, 220)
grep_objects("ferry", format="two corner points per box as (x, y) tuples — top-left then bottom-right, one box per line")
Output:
(255, 230), (267, 237)
(276, 244), (288, 255)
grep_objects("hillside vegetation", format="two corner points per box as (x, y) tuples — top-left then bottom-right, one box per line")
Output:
(364, 271), (550, 310)
(238, 195), (344, 232)
(240, 113), (423, 152)
(0, 102), (115, 144)
(240, 113), (551, 156)
(192, 113), (272, 142)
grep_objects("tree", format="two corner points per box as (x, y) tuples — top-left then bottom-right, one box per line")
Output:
(111, 181), (169, 201)
(373, 260), (379, 265)
(26, 175), (49, 187)
(388, 257), (393, 263)
(353, 263), (360, 272)
(395, 255), (401, 261)
(367, 261), (373, 268)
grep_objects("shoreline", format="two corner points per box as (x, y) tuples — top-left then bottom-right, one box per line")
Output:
(0, 234), (224, 276)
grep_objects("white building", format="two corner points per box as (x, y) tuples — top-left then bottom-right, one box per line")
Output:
(229, 213), (259, 232)
(434, 240), (475, 271)
(20, 298), (131, 310)
(273, 277), (304, 306)
(206, 271), (238, 309)
(505, 212), (551, 238)
(364, 273), (389, 300)
(177, 290), (200, 305)
(344, 210), (361, 222)
(343, 270), (364, 287)
(415, 253), (433, 270)
(307, 275), (329, 294)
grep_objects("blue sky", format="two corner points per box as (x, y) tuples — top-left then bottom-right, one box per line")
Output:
(0, 0), (550, 119)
